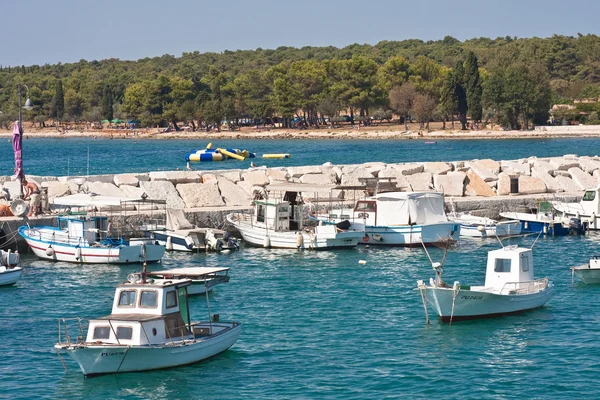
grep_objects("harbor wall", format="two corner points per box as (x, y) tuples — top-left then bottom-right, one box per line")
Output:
(2, 154), (594, 250)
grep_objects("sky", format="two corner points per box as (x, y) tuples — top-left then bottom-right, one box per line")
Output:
(2, 0), (600, 67)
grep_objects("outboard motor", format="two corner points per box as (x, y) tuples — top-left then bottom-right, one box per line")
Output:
(568, 218), (586, 235)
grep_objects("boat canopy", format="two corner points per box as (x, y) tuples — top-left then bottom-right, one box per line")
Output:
(53, 194), (166, 208)
(370, 192), (448, 225)
(166, 209), (195, 230)
(148, 267), (230, 278)
(266, 183), (337, 194)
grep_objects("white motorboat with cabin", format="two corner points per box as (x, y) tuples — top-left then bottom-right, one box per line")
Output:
(448, 212), (521, 238)
(572, 256), (600, 284)
(55, 265), (241, 376)
(321, 191), (460, 246)
(0, 250), (22, 286)
(501, 200), (585, 236)
(19, 194), (165, 264)
(145, 209), (239, 252)
(417, 245), (554, 322)
(148, 267), (231, 295)
(226, 183), (363, 249)
(553, 187), (600, 230)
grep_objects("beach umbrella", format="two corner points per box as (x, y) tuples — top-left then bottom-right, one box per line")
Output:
(111, 118), (125, 123)
(101, 119), (109, 123)
(128, 119), (141, 124)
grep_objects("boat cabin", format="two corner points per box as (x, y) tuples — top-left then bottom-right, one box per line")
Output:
(58, 215), (109, 244)
(484, 246), (534, 289)
(352, 192), (449, 226)
(85, 278), (197, 346)
(576, 188), (600, 215)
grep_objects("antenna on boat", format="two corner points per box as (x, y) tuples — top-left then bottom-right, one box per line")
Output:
(141, 244), (148, 284)
(86, 146), (90, 177)
(494, 232), (505, 249)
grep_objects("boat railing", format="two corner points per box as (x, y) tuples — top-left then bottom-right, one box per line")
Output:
(57, 318), (86, 346)
(500, 278), (549, 295)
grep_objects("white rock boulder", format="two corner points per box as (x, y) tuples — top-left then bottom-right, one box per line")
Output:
(140, 181), (186, 209)
(177, 182), (225, 208)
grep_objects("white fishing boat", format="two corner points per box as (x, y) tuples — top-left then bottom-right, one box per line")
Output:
(321, 191), (460, 246)
(448, 212), (521, 238)
(572, 256), (600, 284)
(145, 209), (239, 252)
(147, 267), (231, 295)
(19, 194), (165, 264)
(553, 187), (600, 230)
(0, 250), (22, 286)
(417, 245), (554, 322)
(55, 265), (241, 376)
(226, 183), (363, 250)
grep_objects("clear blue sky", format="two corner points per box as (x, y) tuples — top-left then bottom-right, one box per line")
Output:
(2, 0), (599, 66)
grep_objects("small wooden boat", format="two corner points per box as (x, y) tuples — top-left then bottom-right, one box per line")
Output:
(55, 265), (240, 376)
(147, 267), (230, 295)
(448, 212), (521, 238)
(572, 256), (600, 284)
(417, 245), (554, 323)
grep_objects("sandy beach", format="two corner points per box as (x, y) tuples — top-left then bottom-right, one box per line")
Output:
(1, 123), (599, 140)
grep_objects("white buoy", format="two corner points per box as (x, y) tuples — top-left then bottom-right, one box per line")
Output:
(263, 236), (271, 248)
(358, 260), (367, 265)
(46, 246), (54, 256)
(166, 236), (173, 251)
(75, 247), (82, 261)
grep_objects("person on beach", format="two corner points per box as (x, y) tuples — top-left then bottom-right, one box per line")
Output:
(23, 179), (41, 216)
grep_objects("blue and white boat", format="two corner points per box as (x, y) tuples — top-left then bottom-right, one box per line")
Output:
(19, 194), (165, 264)
(322, 192), (460, 246)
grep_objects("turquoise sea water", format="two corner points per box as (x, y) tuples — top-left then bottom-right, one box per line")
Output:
(3, 233), (600, 399)
(1, 137), (600, 176)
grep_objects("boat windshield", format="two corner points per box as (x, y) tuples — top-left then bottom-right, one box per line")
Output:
(583, 191), (596, 201)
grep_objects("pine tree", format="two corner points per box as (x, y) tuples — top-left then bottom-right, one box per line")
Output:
(465, 52), (483, 123)
(52, 80), (65, 121)
(452, 61), (468, 130)
(102, 85), (114, 121)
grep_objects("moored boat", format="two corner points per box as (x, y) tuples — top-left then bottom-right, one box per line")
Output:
(321, 191), (460, 246)
(552, 187), (600, 230)
(448, 212), (521, 238)
(55, 265), (241, 376)
(227, 183), (363, 250)
(572, 256), (600, 284)
(0, 250), (22, 286)
(417, 245), (554, 322)
(19, 194), (165, 264)
(147, 266), (231, 295)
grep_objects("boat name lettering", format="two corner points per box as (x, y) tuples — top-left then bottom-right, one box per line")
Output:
(460, 295), (483, 300)
(101, 352), (126, 357)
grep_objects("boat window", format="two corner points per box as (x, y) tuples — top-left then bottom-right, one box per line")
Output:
(166, 291), (178, 308)
(583, 191), (596, 201)
(93, 326), (110, 340)
(521, 256), (530, 272)
(140, 290), (158, 308)
(116, 326), (133, 340)
(118, 290), (136, 307)
(355, 202), (375, 212)
(257, 205), (266, 223)
(494, 258), (512, 273)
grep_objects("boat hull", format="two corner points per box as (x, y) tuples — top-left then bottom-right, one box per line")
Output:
(573, 266), (600, 284)
(424, 285), (554, 321)
(0, 267), (22, 286)
(58, 322), (241, 376)
(458, 220), (522, 238)
(148, 231), (238, 253)
(359, 222), (460, 246)
(20, 228), (165, 264)
(228, 217), (360, 249)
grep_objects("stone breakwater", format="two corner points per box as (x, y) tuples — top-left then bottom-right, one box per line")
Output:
(1, 154), (594, 250)
(1, 154), (595, 210)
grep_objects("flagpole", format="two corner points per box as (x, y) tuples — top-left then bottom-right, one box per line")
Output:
(18, 83), (23, 198)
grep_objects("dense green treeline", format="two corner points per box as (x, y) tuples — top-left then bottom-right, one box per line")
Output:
(1, 34), (600, 130)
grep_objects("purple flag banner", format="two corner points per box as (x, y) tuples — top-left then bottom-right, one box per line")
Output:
(12, 120), (23, 179)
